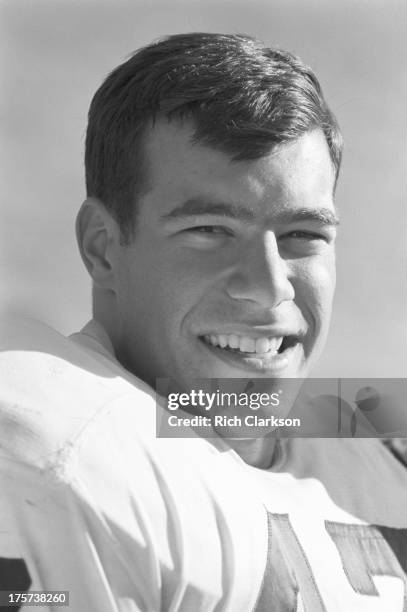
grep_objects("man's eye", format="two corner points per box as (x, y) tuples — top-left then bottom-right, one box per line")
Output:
(187, 226), (231, 235)
(280, 230), (328, 242)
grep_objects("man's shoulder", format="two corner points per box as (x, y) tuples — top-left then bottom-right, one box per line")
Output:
(285, 437), (407, 526)
(0, 316), (156, 474)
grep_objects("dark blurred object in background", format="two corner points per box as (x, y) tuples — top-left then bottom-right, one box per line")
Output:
(383, 439), (407, 468)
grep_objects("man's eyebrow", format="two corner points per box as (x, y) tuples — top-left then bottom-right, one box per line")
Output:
(274, 208), (340, 226)
(160, 197), (339, 226)
(160, 198), (254, 221)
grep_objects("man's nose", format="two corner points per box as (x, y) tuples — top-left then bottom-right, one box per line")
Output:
(225, 232), (295, 308)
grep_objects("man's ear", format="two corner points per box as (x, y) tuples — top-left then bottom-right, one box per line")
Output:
(76, 198), (119, 290)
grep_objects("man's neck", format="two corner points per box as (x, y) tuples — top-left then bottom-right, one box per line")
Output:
(222, 436), (278, 469)
(92, 287), (121, 350)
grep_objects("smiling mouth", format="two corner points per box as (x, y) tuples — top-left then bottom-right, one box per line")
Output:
(200, 333), (299, 356)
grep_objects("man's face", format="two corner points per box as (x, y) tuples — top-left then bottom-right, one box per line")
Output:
(112, 121), (338, 390)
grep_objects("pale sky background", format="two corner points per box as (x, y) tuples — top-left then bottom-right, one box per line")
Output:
(1, 0), (406, 377)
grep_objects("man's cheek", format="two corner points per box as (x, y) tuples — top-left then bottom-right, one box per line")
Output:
(309, 258), (336, 302)
(321, 263), (336, 309)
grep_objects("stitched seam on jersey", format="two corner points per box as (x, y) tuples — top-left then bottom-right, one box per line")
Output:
(277, 512), (327, 612)
(42, 391), (151, 485)
(250, 507), (273, 612)
(325, 520), (382, 539)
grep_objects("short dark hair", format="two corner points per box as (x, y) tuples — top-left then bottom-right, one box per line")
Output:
(85, 32), (343, 242)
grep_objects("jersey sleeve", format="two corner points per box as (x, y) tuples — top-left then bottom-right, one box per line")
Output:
(0, 452), (159, 612)
(0, 317), (163, 612)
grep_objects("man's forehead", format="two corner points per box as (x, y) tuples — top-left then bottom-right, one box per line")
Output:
(140, 118), (336, 219)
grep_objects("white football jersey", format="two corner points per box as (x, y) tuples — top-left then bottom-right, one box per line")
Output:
(0, 317), (406, 611)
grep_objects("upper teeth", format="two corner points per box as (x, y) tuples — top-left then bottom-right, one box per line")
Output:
(203, 334), (284, 354)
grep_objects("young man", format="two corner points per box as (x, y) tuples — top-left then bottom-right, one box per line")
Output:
(1, 33), (406, 611)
